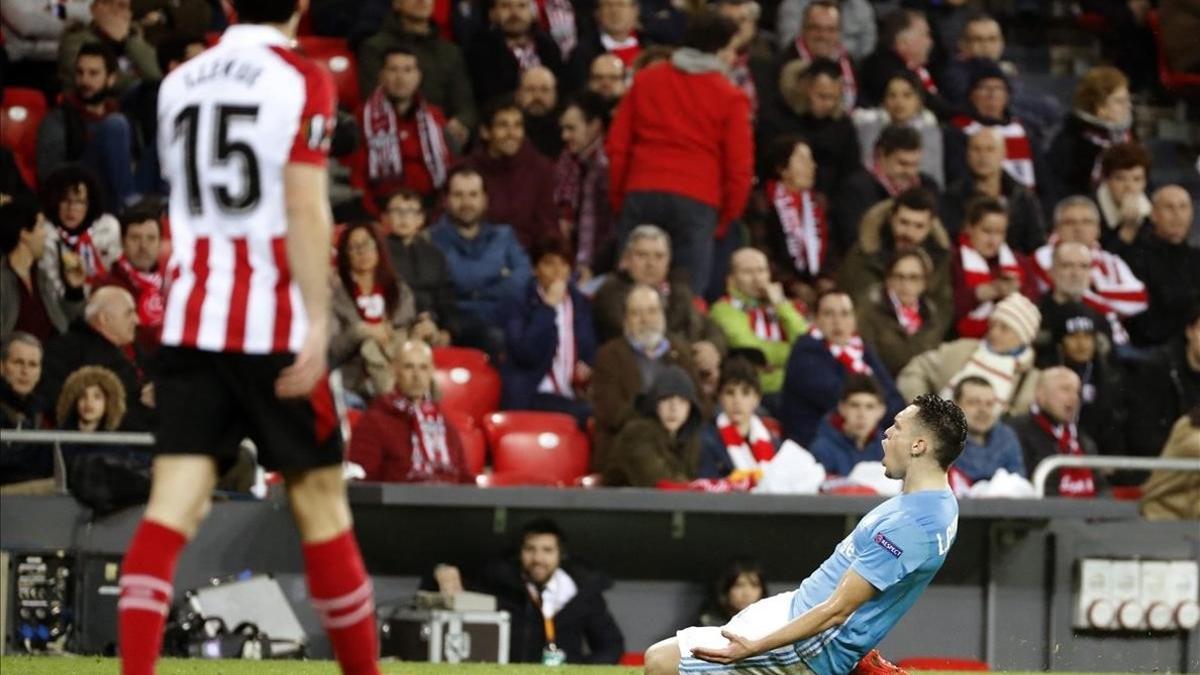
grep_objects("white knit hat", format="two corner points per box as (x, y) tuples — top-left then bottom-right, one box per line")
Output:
(989, 294), (1041, 345)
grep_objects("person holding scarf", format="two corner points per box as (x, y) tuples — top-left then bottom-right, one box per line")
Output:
(951, 197), (1036, 339)
(699, 357), (780, 482)
(899, 293), (1043, 418)
(96, 200), (164, 353)
(362, 46), (451, 206)
(553, 92), (615, 282)
(780, 290), (903, 446)
(856, 248), (947, 377)
(710, 248), (808, 397)
(349, 339), (474, 483)
(37, 165), (121, 299)
(1010, 367), (1105, 498)
(500, 235), (596, 427)
(746, 136), (831, 308)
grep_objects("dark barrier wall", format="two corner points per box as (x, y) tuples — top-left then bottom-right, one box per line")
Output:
(1, 487), (1197, 671)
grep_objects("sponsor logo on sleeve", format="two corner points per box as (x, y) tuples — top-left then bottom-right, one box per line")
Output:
(874, 532), (904, 558)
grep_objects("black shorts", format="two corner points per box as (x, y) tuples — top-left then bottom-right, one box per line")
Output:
(154, 347), (342, 473)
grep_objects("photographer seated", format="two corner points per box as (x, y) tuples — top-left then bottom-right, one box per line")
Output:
(430, 519), (624, 664)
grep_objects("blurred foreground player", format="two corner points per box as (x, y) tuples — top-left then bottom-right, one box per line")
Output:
(117, 2), (380, 674)
(645, 394), (967, 675)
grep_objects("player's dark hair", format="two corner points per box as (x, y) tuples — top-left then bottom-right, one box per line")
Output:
(521, 518), (566, 548)
(875, 124), (922, 155)
(912, 393), (968, 469)
(718, 357), (762, 396)
(156, 32), (204, 74)
(76, 42), (119, 76)
(0, 195), (42, 255)
(952, 375), (993, 403)
(119, 198), (164, 238)
(235, 0), (299, 24)
(840, 374), (885, 403)
(680, 10), (738, 54)
(713, 558), (768, 620)
(335, 222), (402, 317)
(40, 164), (106, 230)
(965, 195), (1007, 227)
(481, 94), (523, 128)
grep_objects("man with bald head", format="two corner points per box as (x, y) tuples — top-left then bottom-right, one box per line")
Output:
(348, 340), (474, 483)
(1121, 185), (1200, 346)
(516, 66), (563, 158)
(1010, 366), (1104, 497)
(588, 54), (627, 102)
(942, 127), (1045, 252)
(591, 284), (703, 471)
(41, 285), (153, 429)
(710, 248), (808, 395)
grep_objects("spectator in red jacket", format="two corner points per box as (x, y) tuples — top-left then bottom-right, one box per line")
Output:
(606, 10), (753, 296)
(348, 339), (474, 484)
(463, 96), (558, 248)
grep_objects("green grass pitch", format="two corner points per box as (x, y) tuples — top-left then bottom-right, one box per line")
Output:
(0, 658), (1119, 675)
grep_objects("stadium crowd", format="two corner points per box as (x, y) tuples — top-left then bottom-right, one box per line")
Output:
(1, 0), (1198, 516)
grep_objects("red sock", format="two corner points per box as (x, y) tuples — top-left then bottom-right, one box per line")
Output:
(303, 530), (380, 675)
(119, 520), (188, 675)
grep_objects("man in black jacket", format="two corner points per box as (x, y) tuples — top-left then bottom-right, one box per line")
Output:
(39, 286), (153, 431)
(1125, 304), (1200, 462)
(466, 0), (566, 109)
(1118, 186), (1200, 347)
(436, 518), (625, 664)
(381, 189), (457, 345)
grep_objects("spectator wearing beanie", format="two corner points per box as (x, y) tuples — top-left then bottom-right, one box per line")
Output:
(606, 10), (753, 295)
(604, 365), (705, 487)
(899, 293), (1042, 417)
(1041, 302), (1129, 477)
(945, 58), (1046, 197)
(499, 236), (596, 427)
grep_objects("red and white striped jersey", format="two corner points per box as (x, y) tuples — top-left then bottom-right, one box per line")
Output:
(157, 24), (335, 354)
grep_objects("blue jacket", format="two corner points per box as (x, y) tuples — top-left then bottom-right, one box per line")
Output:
(499, 280), (597, 410)
(808, 412), (885, 477)
(429, 216), (532, 322)
(952, 422), (1026, 482)
(780, 335), (904, 447)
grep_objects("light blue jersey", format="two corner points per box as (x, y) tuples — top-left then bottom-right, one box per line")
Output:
(790, 490), (959, 675)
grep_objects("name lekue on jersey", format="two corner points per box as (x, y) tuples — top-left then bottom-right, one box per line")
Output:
(184, 58), (264, 89)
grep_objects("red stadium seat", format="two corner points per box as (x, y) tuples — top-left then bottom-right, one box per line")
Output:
(491, 429), (590, 485)
(433, 348), (501, 425)
(444, 409), (487, 476)
(1, 88), (48, 189)
(1147, 10), (1200, 97)
(297, 36), (362, 112)
(482, 411), (579, 452)
(619, 652), (645, 666)
(897, 656), (989, 671)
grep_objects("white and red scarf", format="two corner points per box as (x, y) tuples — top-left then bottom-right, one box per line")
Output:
(1031, 404), (1096, 498)
(889, 290), (923, 336)
(534, 0), (577, 59)
(716, 412), (775, 481)
(1032, 236), (1149, 320)
(353, 282), (387, 324)
(510, 40), (542, 73)
(795, 39), (857, 110)
(769, 180), (827, 277)
(811, 328), (871, 375)
(1080, 116), (1132, 187)
(537, 290), (577, 399)
(956, 233), (1023, 338)
(364, 88), (449, 189)
(870, 159), (915, 197)
(727, 294), (783, 341)
(953, 116), (1036, 189)
(58, 226), (108, 286)
(943, 342), (1032, 413)
(115, 257), (164, 329)
(601, 32), (640, 68)
(393, 397), (455, 482)
(906, 58), (938, 94)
